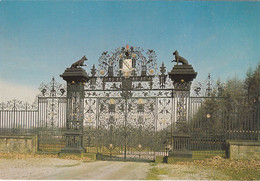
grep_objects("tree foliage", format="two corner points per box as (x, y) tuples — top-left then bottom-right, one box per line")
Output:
(190, 63), (260, 139)
(245, 64), (260, 111)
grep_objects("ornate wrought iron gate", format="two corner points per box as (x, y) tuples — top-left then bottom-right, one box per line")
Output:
(81, 46), (176, 161)
(84, 97), (158, 161)
(1, 45), (258, 161)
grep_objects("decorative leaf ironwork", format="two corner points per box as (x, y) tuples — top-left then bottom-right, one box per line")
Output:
(39, 77), (66, 97)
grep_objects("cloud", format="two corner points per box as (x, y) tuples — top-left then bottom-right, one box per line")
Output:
(0, 78), (38, 103)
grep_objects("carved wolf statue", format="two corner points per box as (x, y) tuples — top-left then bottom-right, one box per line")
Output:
(172, 50), (189, 65)
(70, 56), (87, 68)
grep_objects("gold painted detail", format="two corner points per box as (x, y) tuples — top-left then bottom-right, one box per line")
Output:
(109, 99), (115, 104)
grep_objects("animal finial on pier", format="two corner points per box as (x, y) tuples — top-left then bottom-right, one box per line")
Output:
(172, 50), (189, 65)
(70, 56), (88, 68)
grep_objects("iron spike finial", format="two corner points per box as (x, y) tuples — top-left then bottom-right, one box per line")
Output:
(91, 64), (97, 77)
(160, 62), (166, 75)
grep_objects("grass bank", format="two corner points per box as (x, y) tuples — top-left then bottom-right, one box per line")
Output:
(145, 156), (260, 180)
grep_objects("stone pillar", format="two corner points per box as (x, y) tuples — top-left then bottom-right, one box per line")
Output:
(60, 67), (89, 153)
(169, 64), (197, 123)
(168, 63), (197, 161)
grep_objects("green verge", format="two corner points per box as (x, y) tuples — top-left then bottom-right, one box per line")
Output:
(221, 167), (260, 180)
(145, 167), (168, 180)
(192, 150), (226, 160)
(192, 156), (260, 180)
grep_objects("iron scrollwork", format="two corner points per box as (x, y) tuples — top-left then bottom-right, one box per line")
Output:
(83, 46), (178, 160)
(38, 77), (66, 128)
(39, 77), (66, 97)
(0, 100), (37, 111)
(96, 45), (157, 79)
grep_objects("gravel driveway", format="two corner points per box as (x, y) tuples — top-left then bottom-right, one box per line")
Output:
(0, 158), (150, 180)
(1, 155), (258, 180)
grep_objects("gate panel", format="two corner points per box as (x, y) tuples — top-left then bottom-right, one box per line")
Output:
(126, 98), (156, 160)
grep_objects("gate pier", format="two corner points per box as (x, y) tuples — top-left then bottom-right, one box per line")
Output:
(168, 58), (197, 162)
(60, 67), (89, 153)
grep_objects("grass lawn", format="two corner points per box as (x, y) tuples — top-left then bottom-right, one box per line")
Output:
(146, 156), (260, 180)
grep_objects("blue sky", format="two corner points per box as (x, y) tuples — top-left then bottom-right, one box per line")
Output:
(0, 1), (260, 101)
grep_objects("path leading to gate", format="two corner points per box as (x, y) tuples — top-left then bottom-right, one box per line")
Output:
(0, 158), (150, 180)
(1, 154), (259, 180)
(43, 160), (150, 180)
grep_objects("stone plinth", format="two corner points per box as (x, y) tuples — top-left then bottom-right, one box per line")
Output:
(227, 140), (260, 160)
(0, 135), (38, 153)
(167, 134), (192, 163)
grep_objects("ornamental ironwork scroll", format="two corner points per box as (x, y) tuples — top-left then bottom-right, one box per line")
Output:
(38, 77), (66, 128)
(83, 45), (179, 160)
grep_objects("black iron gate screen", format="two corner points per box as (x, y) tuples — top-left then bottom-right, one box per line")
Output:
(1, 45), (258, 159)
(82, 46), (179, 161)
(84, 97), (159, 161)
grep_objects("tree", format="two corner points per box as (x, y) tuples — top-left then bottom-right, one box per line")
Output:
(245, 63), (260, 112)
(190, 62), (260, 140)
